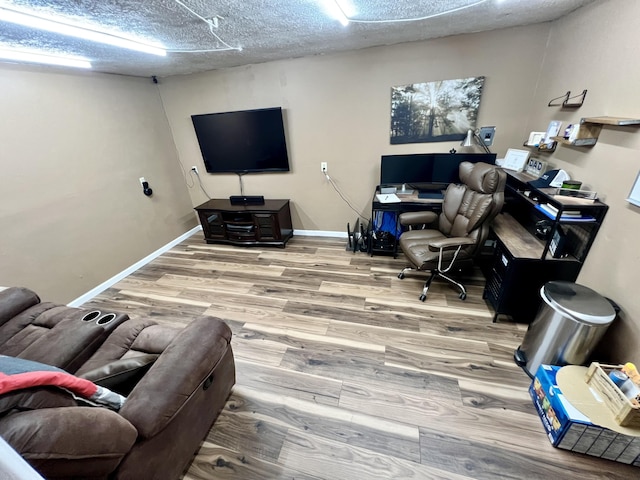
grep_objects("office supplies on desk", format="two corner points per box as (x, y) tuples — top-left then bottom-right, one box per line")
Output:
(376, 193), (401, 203)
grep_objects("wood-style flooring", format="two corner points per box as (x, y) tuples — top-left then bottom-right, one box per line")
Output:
(83, 234), (637, 479)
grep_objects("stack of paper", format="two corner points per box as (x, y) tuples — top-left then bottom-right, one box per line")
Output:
(376, 194), (401, 203)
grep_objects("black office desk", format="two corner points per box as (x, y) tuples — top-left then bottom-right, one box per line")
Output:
(370, 187), (444, 256)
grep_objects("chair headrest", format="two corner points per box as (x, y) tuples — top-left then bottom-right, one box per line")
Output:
(459, 162), (503, 194)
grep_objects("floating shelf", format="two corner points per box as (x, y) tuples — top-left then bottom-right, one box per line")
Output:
(523, 142), (556, 153)
(551, 116), (640, 147)
(581, 116), (640, 126)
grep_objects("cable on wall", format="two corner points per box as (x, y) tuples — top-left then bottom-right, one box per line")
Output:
(322, 170), (369, 225)
(193, 170), (212, 200)
(173, 0), (242, 53)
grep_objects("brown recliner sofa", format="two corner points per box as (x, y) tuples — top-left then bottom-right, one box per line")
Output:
(0, 287), (235, 480)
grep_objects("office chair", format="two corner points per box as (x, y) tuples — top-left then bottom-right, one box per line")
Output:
(397, 162), (506, 301)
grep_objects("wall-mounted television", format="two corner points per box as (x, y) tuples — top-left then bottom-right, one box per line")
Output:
(380, 153), (497, 188)
(191, 107), (290, 174)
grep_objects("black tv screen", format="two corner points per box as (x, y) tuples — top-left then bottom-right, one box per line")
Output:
(191, 107), (290, 174)
(380, 153), (496, 187)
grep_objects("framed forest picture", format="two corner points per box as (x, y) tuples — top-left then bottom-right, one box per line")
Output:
(390, 76), (485, 144)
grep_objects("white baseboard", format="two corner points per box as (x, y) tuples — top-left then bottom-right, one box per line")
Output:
(67, 225), (202, 307)
(68, 226), (345, 307)
(293, 229), (347, 238)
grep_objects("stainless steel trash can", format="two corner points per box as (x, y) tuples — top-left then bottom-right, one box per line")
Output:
(515, 281), (616, 377)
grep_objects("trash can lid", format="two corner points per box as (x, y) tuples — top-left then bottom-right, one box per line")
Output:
(541, 281), (616, 325)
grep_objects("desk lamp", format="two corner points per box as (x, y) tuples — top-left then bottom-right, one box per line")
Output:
(461, 126), (495, 154)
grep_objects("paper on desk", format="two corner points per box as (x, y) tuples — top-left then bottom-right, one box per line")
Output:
(376, 194), (401, 203)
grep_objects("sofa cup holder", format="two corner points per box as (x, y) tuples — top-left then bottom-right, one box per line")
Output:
(96, 313), (117, 325)
(81, 310), (102, 322)
(81, 310), (118, 326)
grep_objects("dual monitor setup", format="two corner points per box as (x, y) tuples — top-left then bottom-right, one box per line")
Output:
(379, 152), (497, 195)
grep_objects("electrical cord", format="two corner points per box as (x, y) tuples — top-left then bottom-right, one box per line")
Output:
(174, 0), (242, 52)
(193, 170), (212, 200)
(342, 0), (488, 24)
(322, 170), (370, 225)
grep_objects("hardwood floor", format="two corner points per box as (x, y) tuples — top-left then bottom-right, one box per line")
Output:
(83, 235), (637, 479)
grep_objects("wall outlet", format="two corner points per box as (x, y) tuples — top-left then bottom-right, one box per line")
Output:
(321, 162), (328, 173)
(139, 177), (146, 186)
(191, 166), (199, 174)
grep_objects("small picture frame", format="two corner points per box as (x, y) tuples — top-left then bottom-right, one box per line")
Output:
(525, 158), (547, 177)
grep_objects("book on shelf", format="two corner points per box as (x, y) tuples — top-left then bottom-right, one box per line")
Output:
(535, 203), (595, 222)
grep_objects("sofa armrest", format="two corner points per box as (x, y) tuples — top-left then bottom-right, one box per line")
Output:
(0, 287), (40, 328)
(0, 406), (137, 478)
(118, 316), (232, 439)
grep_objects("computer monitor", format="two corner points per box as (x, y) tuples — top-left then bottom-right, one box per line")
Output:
(380, 153), (496, 189)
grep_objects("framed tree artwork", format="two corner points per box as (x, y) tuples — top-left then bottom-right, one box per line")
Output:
(390, 76), (485, 144)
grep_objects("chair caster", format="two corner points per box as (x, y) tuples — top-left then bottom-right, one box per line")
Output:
(459, 292), (467, 300)
(398, 273), (405, 279)
(419, 294), (426, 302)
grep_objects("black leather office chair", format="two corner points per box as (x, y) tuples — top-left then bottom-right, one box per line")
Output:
(397, 162), (506, 301)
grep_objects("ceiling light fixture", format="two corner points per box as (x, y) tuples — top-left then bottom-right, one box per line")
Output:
(0, 47), (91, 69)
(0, 7), (166, 56)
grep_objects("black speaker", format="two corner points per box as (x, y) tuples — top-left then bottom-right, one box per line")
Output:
(229, 195), (265, 205)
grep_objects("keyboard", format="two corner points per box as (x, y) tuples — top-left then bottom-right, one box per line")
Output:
(418, 191), (444, 200)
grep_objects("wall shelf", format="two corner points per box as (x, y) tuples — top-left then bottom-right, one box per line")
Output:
(582, 116), (640, 126)
(551, 116), (640, 147)
(523, 141), (556, 153)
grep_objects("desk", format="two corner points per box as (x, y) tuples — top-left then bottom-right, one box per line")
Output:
(370, 187), (443, 256)
(483, 171), (608, 323)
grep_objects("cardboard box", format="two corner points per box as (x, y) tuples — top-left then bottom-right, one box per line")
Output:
(530, 364), (640, 466)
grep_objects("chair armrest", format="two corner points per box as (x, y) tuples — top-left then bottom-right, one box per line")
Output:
(0, 407), (136, 478)
(118, 316), (232, 439)
(399, 211), (438, 226)
(428, 236), (476, 251)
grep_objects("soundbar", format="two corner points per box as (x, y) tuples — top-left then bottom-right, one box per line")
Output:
(229, 195), (265, 205)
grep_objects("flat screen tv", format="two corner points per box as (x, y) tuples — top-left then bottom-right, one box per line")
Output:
(380, 153), (497, 189)
(191, 107), (290, 174)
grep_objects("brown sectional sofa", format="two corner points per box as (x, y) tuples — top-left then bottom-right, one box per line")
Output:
(0, 287), (235, 480)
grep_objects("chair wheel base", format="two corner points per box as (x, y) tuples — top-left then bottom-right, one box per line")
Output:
(398, 273), (405, 279)
(419, 294), (426, 302)
(459, 292), (467, 300)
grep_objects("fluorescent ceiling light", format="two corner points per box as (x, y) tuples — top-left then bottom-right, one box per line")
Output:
(0, 47), (91, 69)
(0, 7), (166, 56)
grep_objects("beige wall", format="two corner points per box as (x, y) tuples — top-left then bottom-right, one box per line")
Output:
(526, 0), (640, 364)
(159, 24), (550, 231)
(0, 65), (196, 304)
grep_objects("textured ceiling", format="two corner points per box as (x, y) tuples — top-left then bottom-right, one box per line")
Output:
(0, 0), (594, 78)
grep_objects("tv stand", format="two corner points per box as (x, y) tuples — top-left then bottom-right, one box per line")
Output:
(195, 199), (293, 248)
